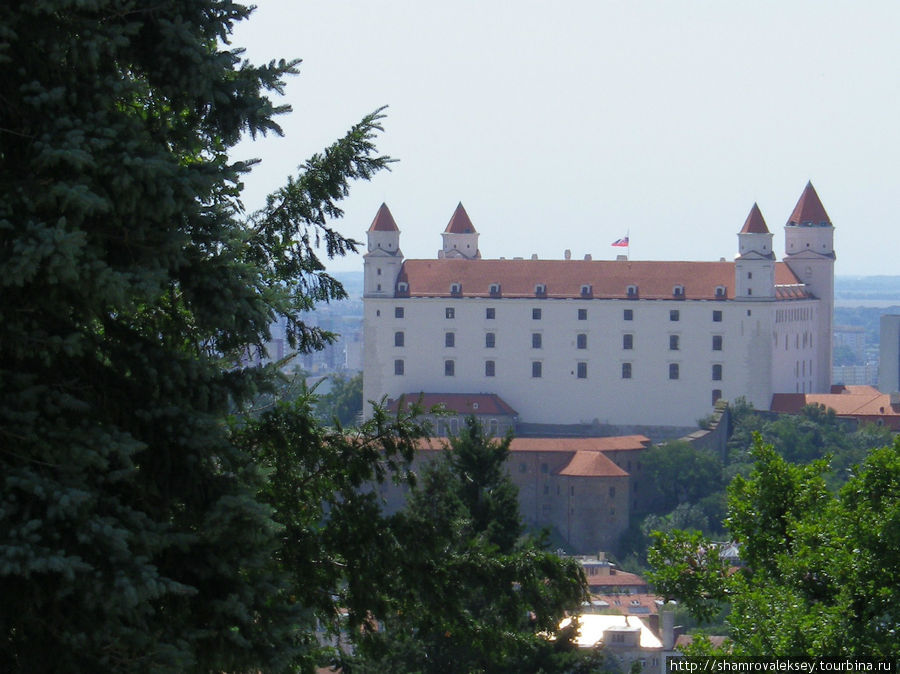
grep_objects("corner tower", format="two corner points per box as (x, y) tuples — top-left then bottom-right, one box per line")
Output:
(735, 203), (776, 300)
(783, 181), (835, 391)
(438, 202), (480, 259)
(363, 203), (403, 297)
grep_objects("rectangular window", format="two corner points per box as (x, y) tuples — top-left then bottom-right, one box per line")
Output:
(623, 333), (633, 350)
(485, 332), (495, 348)
(445, 332), (455, 348)
(394, 331), (404, 347)
(712, 389), (722, 405)
(577, 362), (587, 379)
(532, 333), (542, 349)
(669, 363), (680, 380)
(712, 364), (723, 381)
(670, 309), (680, 322)
(445, 307), (455, 319)
(519, 462), (527, 473)
(609, 486), (616, 498)
(576, 333), (587, 349)
(622, 362), (632, 379)
(624, 309), (633, 321)
(669, 335), (679, 350)
(486, 307), (495, 319)
(578, 308), (587, 320)
(541, 462), (549, 474)
(712, 335), (723, 351)
(532, 361), (542, 378)
(532, 308), (542, 320)
(485, 360), (495, 377)
(394, 306), (404, 318)
(713, 310), (723, 322)
(394, 359), (404, 375)
(444, 360), (455, 376)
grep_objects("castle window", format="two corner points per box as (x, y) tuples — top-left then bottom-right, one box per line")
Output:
(609, 486), (616, 498)
(535, 283), (547, 296)
(397, 281), (408, 294)
(444, 360), (455, 376)
(669, 335), (679, 350)
(577, 362), (587, 379)
(532, 333), (542, 349)
(747, 288), (753, 296)
(532, 308), (542, 320)
(445, 307), (455, 319)
(715, 286), (727, 298)
(376, 283), (381, 291)
(670, 310), (680, 322)
(623, 333), (633, 350)
(445, 332), (455, 348)
(485, 360), (495, 377)
(377, 268), (382, 276)
(485, 332), (495, 348)
(394, 359), (404, 375)
(624, 309), (633, 321)
(627, 285), (638, 297)
(712, 335), (723, 351)
(532, 361), (542, 378)
(578, 308), (587, 320)
(748, 272), (753, 279)
(577, 333), (587, 349)
(541, 462), (549, 474)
(581, 284), (592, 297)
(712, 364), (723, 381)
(394, 331), (404, 347)
(712, 389), (722, 405)
(395, 306), (404, 318)
(713, 310), (723, 322)
(489, 283), (501, 297)
(450, 282), (461, 296)
(669, 363), (680, 380)
(622, 362), (632, 379)
(673, 285), (684, 297)
(486, 307), (495, 319)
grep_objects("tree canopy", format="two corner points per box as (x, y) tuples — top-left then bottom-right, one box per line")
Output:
(647, 434), (900, 658)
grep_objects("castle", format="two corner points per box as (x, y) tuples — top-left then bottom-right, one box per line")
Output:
(362, 182), (835, 430)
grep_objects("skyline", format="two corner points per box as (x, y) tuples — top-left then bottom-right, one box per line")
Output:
(230, 2), (900, 276)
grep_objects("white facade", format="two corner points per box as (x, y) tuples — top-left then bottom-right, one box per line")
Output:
(362, 187), (834, 428)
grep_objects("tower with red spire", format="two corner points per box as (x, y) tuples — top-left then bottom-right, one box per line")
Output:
(783, 181), (835, 392)
(735, 202), (776, 300)
(438, 202), (481, 259)
(363, 203), (404, 298)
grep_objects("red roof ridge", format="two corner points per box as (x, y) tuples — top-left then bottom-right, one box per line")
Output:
(368, 202), (399, 232)
(444, 202), (477, 234)
(787, 181), (831, 227)
(740, 202), (769, 234)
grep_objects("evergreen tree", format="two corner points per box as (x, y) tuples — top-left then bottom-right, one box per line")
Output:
(352, 418), (589, 673)
(0, 2), (394, 670)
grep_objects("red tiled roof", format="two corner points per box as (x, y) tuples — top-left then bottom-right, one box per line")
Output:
(397, 259), (808, 300)
(585, 570), (647, 587)
(740, 203), (769, 234)
(787, 181), (831, 227)
(589, 593), (663, 615)
(412, 436), (649, 462)
(559, 451), (629, 478)
(388, 392), (517, 416)
(770, 386), (900, 429)
(444, 202), (477, 234)
(368, 202), (399, 232)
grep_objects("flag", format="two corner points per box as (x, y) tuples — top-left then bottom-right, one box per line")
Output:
(611, 236), (629, 247)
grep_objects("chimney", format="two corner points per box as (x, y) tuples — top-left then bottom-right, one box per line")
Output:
(661, 603), (676, 650)
(584, 253), (592, 261)
(531, 253), (538, 260)
(564, 249), (572, 260)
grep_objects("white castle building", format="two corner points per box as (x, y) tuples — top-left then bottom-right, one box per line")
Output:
(362, 183), (835, 428)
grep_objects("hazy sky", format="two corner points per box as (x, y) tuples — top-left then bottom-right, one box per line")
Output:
(231, 1), (900, 276)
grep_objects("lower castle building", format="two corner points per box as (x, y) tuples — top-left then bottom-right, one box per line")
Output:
(362, 182), (835, 429)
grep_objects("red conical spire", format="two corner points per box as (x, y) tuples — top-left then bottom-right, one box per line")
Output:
(368, 203), (399, 232)
(788, 181), (831, 226)
(444, 202), (476, 234)
(740, 203), (769, 234)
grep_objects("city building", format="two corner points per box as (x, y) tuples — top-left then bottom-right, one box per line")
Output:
(771, 384), (900, 431)
(362, 183), (835, 429)
(879, 314), (900, 394)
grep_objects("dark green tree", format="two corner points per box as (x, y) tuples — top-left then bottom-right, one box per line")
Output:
(648, 434), (900, 657)
(0, 2), (394, 671)
(316, 372), (364, 427)
(352, 418), (589, 673)
(643, 441), (723, 514)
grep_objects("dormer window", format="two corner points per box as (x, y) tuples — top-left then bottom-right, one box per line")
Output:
(626, 284), (638, 297)
(450, 282), (462, 296)
(580, 284), (592, 297)
(715, 286), (726, 298)
(535, 283), (547, 296)
(672, 285), (684, 297)
(397, 281), (409, 294)
(489, 283), (501, 297)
